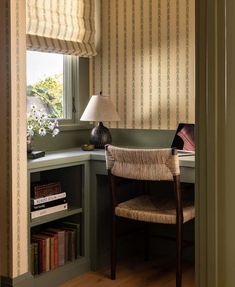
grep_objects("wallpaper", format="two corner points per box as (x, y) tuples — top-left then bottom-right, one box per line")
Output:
(0, 0), (28, 278)
(90, 0), (195, 129)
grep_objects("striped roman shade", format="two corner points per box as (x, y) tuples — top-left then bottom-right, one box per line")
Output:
(26, 0), (96, 57)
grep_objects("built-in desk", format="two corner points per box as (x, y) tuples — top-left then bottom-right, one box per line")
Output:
(28, 148), (195, 275)
(28, 148), (195, 183)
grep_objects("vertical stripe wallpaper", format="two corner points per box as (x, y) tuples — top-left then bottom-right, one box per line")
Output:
(90, 0), (195, 129)
(0, 0), (28, 278)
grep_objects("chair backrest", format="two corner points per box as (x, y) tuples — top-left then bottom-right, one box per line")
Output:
(105, 145), (180, 181)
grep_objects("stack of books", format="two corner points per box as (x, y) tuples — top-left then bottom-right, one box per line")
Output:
(31, 182), (67, 219)
(31, 222), (80, 275)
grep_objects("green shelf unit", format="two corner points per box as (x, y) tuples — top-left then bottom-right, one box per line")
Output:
(27, 159), (90, 287)
(30, 207), (83, 227)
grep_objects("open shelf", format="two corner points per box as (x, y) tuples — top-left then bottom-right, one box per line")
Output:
(28, 160), (89, 285)
(30, 207), (83, 227)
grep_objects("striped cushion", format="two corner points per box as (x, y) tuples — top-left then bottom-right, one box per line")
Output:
(115, 195), (195, 224)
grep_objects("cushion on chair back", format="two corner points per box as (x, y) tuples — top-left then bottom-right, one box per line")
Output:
(105, 145), (180, 181)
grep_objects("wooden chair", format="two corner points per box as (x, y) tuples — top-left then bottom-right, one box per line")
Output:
(105, 145), (195, 287)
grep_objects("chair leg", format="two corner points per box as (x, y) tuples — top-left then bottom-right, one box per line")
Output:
(176, 222), (183, 287)
(111, 214), (117, 280)
(144, 222), (149, 261)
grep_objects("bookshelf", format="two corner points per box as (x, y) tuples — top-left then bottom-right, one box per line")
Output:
(27, 159), (90, 286)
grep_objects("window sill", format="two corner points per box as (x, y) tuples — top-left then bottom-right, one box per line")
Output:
(59, 123), (93, 132)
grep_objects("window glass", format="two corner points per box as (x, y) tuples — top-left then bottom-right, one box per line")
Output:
(27, 51), (64, 119)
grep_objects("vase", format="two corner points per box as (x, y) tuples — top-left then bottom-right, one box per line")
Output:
(27, 135), (34, 153)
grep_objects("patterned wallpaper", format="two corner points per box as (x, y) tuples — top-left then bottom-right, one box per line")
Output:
(90, 0), (195, 129)
(0, 0), (28, 278)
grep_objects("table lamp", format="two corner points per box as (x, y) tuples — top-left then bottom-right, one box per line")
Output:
(80, 93), (120, 148)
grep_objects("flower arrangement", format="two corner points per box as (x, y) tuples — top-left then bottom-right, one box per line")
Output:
(27, 105), (60, 138)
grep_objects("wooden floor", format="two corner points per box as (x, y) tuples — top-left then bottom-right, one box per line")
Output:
(60, 258), (195, 287)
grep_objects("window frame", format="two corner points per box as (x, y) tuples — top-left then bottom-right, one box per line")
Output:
(60, 56), (92, 131)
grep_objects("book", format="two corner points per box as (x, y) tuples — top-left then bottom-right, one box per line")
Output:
(32, 238), (43, 273)
(34, 242), (39, 275)
(27, 150), (45, 159)
(32, 182), (62, 199)
(32, 234), (50, 273)
(64, 230), (69, 263)
(61, 221), (81, 258)
(42, 231), (58, 269)
(31, 192), (66, 205)
(31, 243), (35, 275)
(67, 229), (76, 261)
(31, 198), (67, 211)
(46, 228), (65, 266)
(59, 226), (76, 261)
(31, 242), (39, 275)
(31, 203), (68, 219)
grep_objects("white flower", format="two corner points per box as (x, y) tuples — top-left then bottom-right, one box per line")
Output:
(31, 112), (39, 121)
(38, 128), (46, 136)
(48, 122), (55, 130)
(52, 128), (59, 137)
(31, 104), (37, 111)
(27, 107), (60, 138)
(38, 118), (45, 126)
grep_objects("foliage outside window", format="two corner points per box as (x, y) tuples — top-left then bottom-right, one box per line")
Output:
(27, 75), (63, 118)
(27, 51), (65, 120)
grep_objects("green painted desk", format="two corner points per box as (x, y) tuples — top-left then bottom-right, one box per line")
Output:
(27, 148), (195, 283)
(28, 148), (195, 184)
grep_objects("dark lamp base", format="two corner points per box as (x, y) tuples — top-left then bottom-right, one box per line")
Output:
(90, 122), (112, 149)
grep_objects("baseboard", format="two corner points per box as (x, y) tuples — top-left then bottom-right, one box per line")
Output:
(0, 273), (31, 287)
(0, 258), (90, 287)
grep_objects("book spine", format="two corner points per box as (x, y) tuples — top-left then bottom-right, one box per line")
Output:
(58, 231), (65, 266)
(68, 230), (76, 261)
(31, 198), (67, 211)
(31, 243), (35, 275)
(34, 242), (39, 275)
(37, 240), (43, 274)
(31, 203), (68, 219)
(41, 239), (46, 273)
(54, 235), (58, 268)
(61, 222), (80, 258)
(50, 237), (55, 270)
(65, 230), (69, 263)
(45, 238), (50, 272)
(31, 192), (66, 205)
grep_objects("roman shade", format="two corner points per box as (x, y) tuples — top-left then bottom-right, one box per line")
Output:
(26, 0), (96, 57)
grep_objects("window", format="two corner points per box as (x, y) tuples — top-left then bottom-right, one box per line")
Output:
(26, 51), (77, 123)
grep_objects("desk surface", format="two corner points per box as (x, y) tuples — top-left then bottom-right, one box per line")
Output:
(28, 148), (195, 183)
(28, 148), (195, 170)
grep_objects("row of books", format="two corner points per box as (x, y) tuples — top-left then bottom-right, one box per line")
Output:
(31, 182), (68, 219)
(31, 222), (80, 275)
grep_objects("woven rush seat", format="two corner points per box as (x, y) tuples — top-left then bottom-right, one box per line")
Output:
(115, 195), (195, 224)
